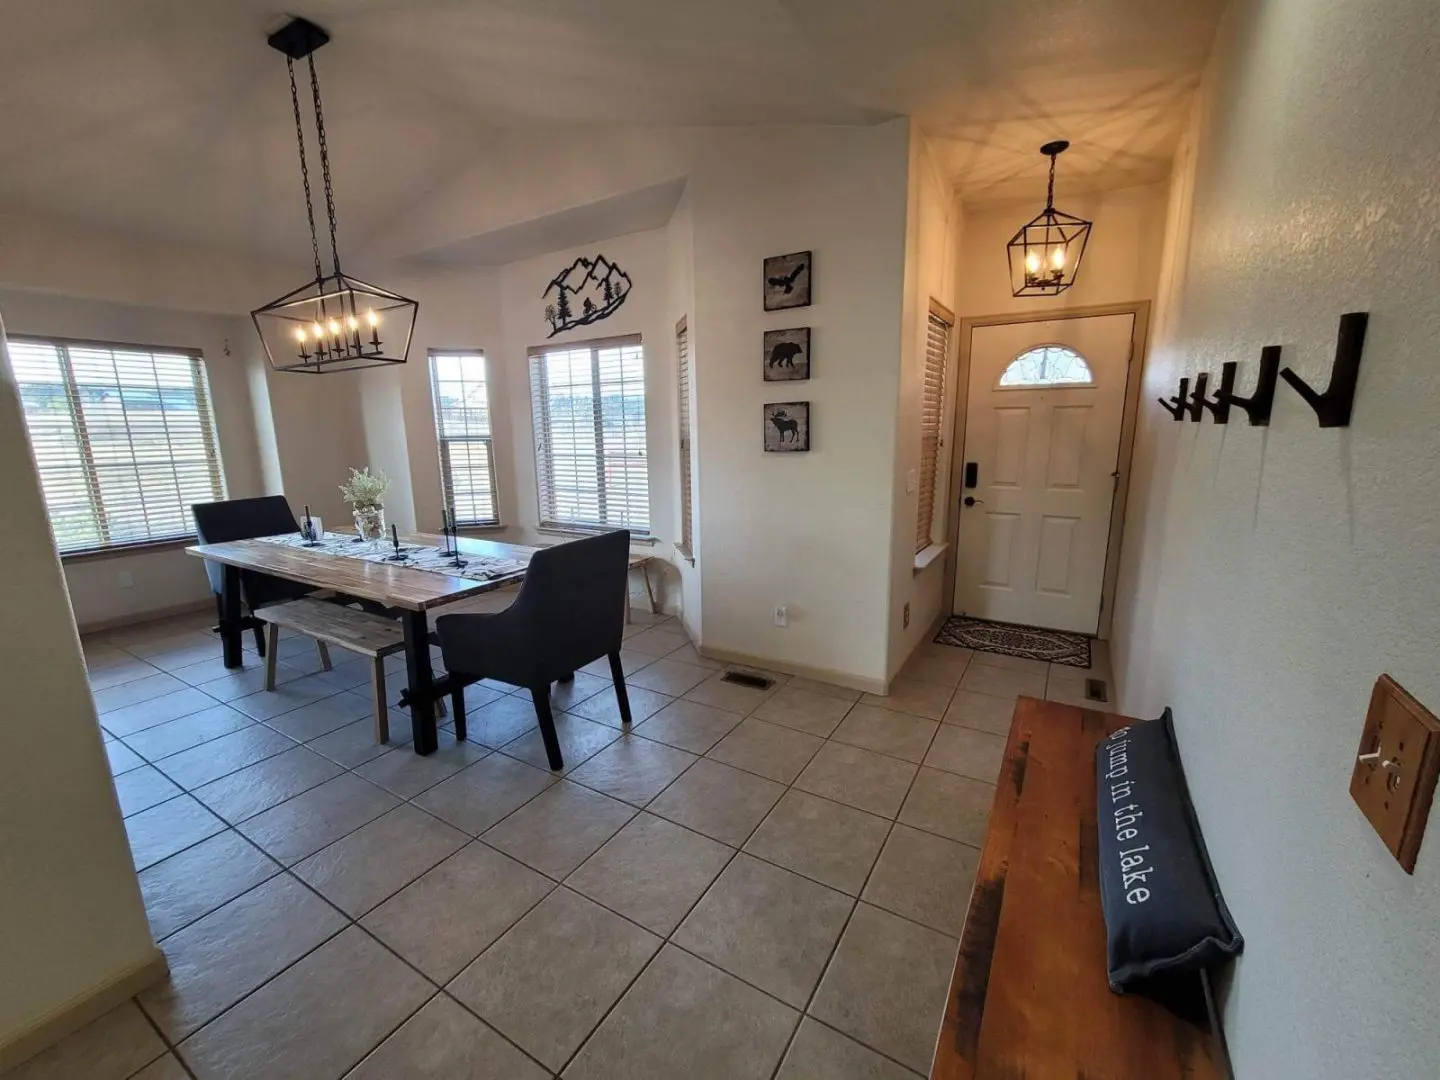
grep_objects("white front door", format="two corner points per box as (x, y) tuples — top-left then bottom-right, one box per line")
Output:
(952, 313), (1133, 634)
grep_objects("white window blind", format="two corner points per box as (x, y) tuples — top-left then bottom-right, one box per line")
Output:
(429, 350), (499, 526)
(675, 317), (694, 558)
(9, 336), (225, 556)
(529, 335), (650, 534)
(918, 307), (952, 553)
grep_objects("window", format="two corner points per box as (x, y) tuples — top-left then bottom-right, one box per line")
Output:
(429, 351), (499, 526)
(917, 304), (952, 553)
(529, 335), (649, 534)
(998, 344), (1094, 388)
(675, 318), (694, 560)
(9, 336), (225, 555)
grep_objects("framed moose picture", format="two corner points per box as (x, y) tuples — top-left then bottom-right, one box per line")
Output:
(763, 327), (810, 381)
(764, 401), (810, 452)
(763, 250), (812, 311)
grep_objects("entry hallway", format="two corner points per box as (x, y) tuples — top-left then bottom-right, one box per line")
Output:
(17, 607), (1108, 1079)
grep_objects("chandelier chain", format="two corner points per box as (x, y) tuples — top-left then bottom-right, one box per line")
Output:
(1046, 151), (1057, 211)
(286, 58), (324, 283)
(307, 54), (342, 276)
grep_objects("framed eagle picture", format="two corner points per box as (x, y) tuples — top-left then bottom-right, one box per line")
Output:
(763, 327), (810, 381)
(763, 250), (812, 311)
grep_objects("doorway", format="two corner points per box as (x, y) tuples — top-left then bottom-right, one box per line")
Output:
(948, 307), (1145, 637)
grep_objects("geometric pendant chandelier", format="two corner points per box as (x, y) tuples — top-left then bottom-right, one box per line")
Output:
(251, 17), (418, 374)
(1006, 140), (1093, 298)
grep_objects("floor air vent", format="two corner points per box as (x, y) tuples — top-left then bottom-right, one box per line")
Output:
(1085, 678), (1109, 703)
(721, 671), (774, 691)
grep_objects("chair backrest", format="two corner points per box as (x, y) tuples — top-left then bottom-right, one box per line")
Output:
(191, 496), (306, 606)
(514, 529), (631, 673)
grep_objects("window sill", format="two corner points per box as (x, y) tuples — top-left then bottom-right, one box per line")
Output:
(537, 526), (658, 546)
(456, 523), (506, 533)
(674, 543), (695, 567)
(913, 542), (949, 574)
(61, 536), (197, 564)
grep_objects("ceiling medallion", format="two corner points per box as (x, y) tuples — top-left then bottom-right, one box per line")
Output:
(1006, 140), (1093, 298)
(251, 17), (417, 374)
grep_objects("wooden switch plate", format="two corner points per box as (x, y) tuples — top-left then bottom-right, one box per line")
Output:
(1349, 675), (1440, 873)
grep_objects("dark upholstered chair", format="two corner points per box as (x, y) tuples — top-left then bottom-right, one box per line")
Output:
(436, 529), (632, 770)
(192, 496), (319, 656)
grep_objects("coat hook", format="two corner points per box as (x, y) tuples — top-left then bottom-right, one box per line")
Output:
(1199, 363), (1236, 424)
(1215, 346), (1280, 426)
(1279, 312), (1368, 428)
(1187, 372), (1209, 422)
(1158, 377), (1189, 420)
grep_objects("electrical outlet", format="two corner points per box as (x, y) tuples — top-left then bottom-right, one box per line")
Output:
(117, 570), (135, 589)
(773, 604), (788, 628)
(903, 602), (911, 629)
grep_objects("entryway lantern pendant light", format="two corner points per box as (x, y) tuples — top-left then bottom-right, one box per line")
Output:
(1006, 140), (1092, 298)
(251, 17), (417, 374)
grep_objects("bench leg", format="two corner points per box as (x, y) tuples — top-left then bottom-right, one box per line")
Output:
(529, 686), (565, 770)
(451, 687), (467, 741)
(264, 623), (280, 691)
(641, 561), (658, 615)
(608, 652), (632, 727)
(316, 640), (333, 672)
(436, 695), (448, 719)
(371, 658), (389, 744)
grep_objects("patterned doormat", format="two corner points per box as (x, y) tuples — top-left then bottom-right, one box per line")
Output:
(934, 616), (1091, 668)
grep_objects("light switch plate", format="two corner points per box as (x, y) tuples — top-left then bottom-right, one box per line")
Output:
(1349, 674), (1440, 874)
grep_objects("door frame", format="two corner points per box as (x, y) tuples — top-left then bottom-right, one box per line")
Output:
(940, 300), (1151, 641)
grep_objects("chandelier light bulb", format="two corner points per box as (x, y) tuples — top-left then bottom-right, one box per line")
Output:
(328, 319), (341, 336)
(366, 309), (380, 327)
(346, 315), (358, 330)
(311, 323), (323, 340)
(294, 327), (307, 343)
(1050, 247), (1066, 270)
(1025, 250), (1041, 275)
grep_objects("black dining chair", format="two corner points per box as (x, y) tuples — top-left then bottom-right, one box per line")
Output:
(435, 529), (632, 770)
(192, 496), (321, 657)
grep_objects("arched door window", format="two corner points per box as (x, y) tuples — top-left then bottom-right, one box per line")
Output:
(997, 344), (1094, 388)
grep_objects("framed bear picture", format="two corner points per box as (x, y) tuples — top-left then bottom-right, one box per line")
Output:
(763, 327), (810, 381)
(763, 250), (812, 311)
(763, 401), (810, 452)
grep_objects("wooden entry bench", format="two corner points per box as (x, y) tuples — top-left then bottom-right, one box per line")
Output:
(257, 599), (443, 745)
(931, 696), (1227, 1080)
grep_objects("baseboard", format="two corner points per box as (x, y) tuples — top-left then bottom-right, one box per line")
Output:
(696, 645), (888, 696)
(77, 598), (213, 636)
(1, 949), (168, 1073)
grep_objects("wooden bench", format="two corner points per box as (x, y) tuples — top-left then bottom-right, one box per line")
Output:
(256, 599), (443, 745)
(931, 696), (1227, 1080)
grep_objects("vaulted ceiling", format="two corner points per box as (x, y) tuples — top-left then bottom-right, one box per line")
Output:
(0, 0), (1225, 262)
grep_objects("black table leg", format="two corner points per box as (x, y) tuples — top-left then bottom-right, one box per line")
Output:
(402, 609), (438, 756)
(219, 565), (244, 669)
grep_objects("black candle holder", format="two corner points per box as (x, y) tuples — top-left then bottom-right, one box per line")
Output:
(384, 523), (409, 562)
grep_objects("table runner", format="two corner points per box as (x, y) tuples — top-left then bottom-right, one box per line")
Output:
(257, 532), (529, 583)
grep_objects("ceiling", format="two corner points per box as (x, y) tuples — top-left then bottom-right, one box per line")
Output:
(0, 0), (1225, 262)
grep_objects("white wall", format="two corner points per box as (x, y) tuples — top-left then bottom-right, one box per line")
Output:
(0, 311), (160, 1055)
(666, 182), (700, 640)
(1112, 1), (1440, 1076)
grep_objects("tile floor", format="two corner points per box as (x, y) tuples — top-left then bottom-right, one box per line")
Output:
(19, 605), (1112, 1080)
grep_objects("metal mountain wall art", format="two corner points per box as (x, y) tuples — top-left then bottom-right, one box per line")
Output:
(543, 254), (633, 337)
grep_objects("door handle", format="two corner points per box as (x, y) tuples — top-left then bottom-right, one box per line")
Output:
(963, 496), (983, 507)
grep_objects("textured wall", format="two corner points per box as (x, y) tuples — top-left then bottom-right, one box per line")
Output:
(1112, 1), (1440, 1076)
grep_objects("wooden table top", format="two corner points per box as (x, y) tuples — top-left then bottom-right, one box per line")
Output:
(931, 696), (1223, 1080)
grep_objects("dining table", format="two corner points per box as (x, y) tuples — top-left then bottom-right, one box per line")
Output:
(186, 530), (655, 755)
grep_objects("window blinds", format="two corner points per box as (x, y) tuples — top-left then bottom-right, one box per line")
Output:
(676, 318), (694, 558)
(529, 336), (650, 534)
(429, 351), (499, 526)
(9, 336), (226, 555)
(917, 309), (952, 553)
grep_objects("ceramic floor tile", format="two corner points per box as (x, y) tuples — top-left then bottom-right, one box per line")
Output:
(968, 651), (1049, 675)
(664, 643), (727, 670)
(897, 653), (971, 688)
(140, 873), (346, 1040)
(776, 1017), (921, 1080)
(831, 704), (939, 764)
(626, 658), (713, 697)
(450, 887), (661, 1072)
(151, 724), (296, 789)
(126, 794), (228, 872)
(647, 757), (786, 846)
(566, 734), (697, 805)
(752, 686), (854, 737)
(794, 742), (918, 819)
(413, 754), (557, 836)
(363, 841), (553, 983)
(128, 1053), (191, 1080)
(684, 670), (786, 715)
(104, 737), (146, 776)
(92, 671), (187, 714)
(237, 773), (399, 865)
(346, 994), (549, 1080)
(354, 739), (488, 798)
(706, 718), (823, 783)
(138, 829), (280, 940)
(623, 626), (691, 656)
(569, 684), (673, 728)
(564, 944), (797, 1080)
(113, 764), (183, 817)
(809, 903), (957, 1075)
(744, 789), (891, 896)
(633, 698), (744, 754)
(1045, 672), (1115, 712)
(460, 693), (543, 748)
(177, 927), (432, 1080)
(566, 812), (733, 934)
(3, 1002), (164, 1080)
(305, 716), (407, 767)
(958, 663), (1046, 701)
(190, 745), (344, 823)
(860, 677), (954, 721)
(145, 639), (231, 673)
(580, 648), (658, 678)
(195, 663), (304, 703)
(784, 676), (862, 703)
(121, 704), (255, 762)
(675, 853), (853, 1008)
(229, 675), (342, 721)
(897, 767), (994, 846)
(262, 689), (372, 742)
(940, 690), (1015, 735)
(87, 656), (161, 692)
(547, 671), (612, 710)
(923, 724), (1007, 784)
(483, 780), (637, 879)
(501, 712), (622, 775)
(293, 803), (467, 916)
(100, 688), (219, 738)
(861, 824), (978, 936)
